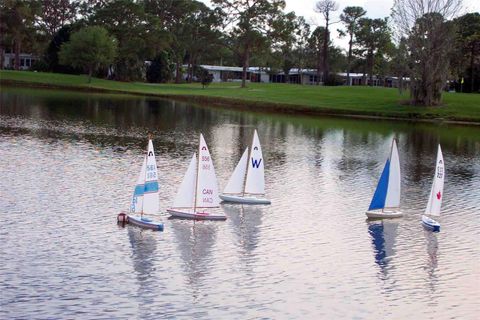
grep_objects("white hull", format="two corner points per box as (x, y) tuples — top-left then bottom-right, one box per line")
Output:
(219, 194), (271, 205)
(127, 215), (164, 231)
(167, 208), (226, 221)
(422, 215), (440, 232)
(365, 209), (403, 219)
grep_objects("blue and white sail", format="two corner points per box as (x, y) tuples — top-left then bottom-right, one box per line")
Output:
(142, 139), (160, 214)
(130, 139), (160, 215)
(131, 155), (147, 213)
(368, 139), (401, 211)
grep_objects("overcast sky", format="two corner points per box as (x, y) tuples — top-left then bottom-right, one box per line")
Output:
(201, 0), (480, 50)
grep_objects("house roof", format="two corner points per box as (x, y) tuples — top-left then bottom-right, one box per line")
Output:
(199, 65), (269, 73)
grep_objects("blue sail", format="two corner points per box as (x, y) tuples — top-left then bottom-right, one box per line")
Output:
(368, 159), (390, 210)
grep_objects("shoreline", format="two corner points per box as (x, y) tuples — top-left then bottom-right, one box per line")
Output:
(1, 78), (479, 126)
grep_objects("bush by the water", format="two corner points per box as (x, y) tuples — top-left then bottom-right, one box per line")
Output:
(194, 66), (213, 88)
(146, 52), (173, 83)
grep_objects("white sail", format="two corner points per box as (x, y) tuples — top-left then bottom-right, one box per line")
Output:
(195, 134), (220, 208)
(172, 153), (197, 208)
(244, 130), (265, 194)
(223, 148), (249, 194)
(385, 139), (401, 208)
(425, 145), (445, 216)
(131, 155), (146, 213)
(142, 139), (160, 215)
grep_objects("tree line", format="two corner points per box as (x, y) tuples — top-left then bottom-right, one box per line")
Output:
(0, 0), (478, 105)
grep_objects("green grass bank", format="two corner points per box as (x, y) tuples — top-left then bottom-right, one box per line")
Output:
(1, 70), (479, 123)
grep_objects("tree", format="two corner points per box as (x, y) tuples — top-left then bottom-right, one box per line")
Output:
(453, 12), (480, 93)
(271, 11), (299, 81)
(338, 6), (366, 85)
(355, 17), (391, 86)
(36, 0), (79, 36)
(392, 0), (463, 106)
(314, 0), (338, 85)
(144, 0), (191, 83)
(91, 0), (169, 81)
(146, 51), (173, 83)
(59, 26), (117, 82)
(0, 2), (7, 68)
(45, 25), (82, 74)
(1, 0), (38, 70)
(308, 26), (327, 84)
(195, 66), (214, 88)
(212, 0), (289, 88)
(182, 1), (223, 83)
(390, 37), (409, 94)
(292, 16), (311, 85)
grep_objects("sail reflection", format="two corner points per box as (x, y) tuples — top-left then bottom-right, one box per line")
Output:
(170, 220), (217, 301)
(368, 220), (399, 278)
(423, 230), (439, 293)
(127, 226), (158, 311)
(223, 204), (263, 256)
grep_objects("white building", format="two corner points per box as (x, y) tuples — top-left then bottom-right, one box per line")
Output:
(2, 52), (37, 70)
(188, 65), (270, 83)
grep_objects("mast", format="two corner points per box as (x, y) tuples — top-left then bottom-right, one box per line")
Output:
(141, 133), (152, 217)
(243, 129), (266, 195)
(384, 138), (401, 211)
(193, 134), (201, 213)
(382, 139), (395, 213)
(242, 143), (253, 196)
(141, 153), (145, 217)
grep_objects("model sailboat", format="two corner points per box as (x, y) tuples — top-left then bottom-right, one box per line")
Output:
(422, 145), (444, 232)
(120, 139), (164, 231)
(219, 130), (271, 205)
(167, 134), (226, 220)
(365, 139), (402, 219)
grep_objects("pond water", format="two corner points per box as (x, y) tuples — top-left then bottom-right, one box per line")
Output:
(1, 86), (479, 319)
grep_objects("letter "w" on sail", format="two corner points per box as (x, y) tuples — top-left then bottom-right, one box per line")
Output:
(251, 158), (262, 168)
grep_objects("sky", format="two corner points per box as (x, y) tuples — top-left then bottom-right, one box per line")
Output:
(202, 0), (480, 51)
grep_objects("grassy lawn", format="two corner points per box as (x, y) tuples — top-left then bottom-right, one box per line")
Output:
(1, 70), (479, 122)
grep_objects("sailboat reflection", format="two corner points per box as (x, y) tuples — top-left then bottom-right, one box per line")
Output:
(127, 226), (159, 308)
(423, 229), (439, 292)
(368, 220), (399, 277)
(170, 220), (217, 301)
(223, 204), (263, 256)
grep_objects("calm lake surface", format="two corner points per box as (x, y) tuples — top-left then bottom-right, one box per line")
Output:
(1, 86), (479, 319)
